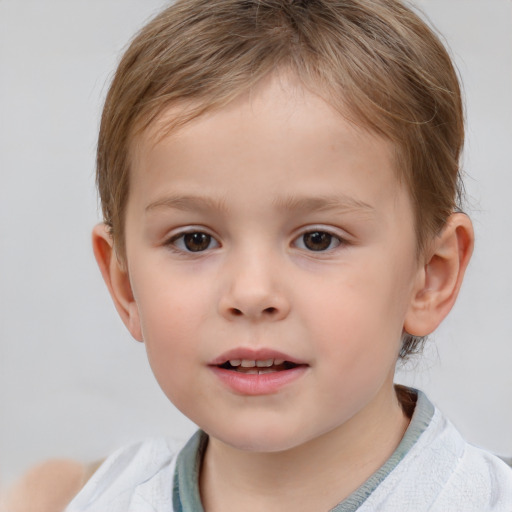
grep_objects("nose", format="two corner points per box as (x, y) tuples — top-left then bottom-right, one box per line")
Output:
(218, 252), (291, 322)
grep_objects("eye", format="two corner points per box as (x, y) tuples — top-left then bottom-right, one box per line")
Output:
(294, 230), (342, 252)
(169, 231), (219, 252)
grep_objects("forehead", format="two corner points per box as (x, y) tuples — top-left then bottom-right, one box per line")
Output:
(127, 75), (407, 219)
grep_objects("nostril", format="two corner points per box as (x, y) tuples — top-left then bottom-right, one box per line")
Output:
(229, 306), (278, 316)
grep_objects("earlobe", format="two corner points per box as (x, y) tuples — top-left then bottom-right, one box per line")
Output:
(404, 213), (474, 337)
(92, 224), (143, 342)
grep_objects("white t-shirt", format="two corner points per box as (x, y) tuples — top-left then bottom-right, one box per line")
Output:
(66, 390), (512, 511)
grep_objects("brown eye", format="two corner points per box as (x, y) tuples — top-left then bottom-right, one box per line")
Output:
(298, 231), (340, 252)
(183, 232), (212, 252)
(170, 231), (218, 253)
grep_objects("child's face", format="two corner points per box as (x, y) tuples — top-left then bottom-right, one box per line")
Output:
(121, 76), (423, 452)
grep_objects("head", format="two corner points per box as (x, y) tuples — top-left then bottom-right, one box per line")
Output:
(96, 0), (468, 360)
(92, 0), (474, 451)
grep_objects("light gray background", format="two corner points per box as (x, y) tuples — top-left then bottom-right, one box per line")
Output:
(1, 0), (511, 486)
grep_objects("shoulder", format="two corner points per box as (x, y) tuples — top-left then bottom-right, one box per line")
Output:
(361, 392), (512, 512)
(66, 437), (185, 512)
(427, 406), (512, 507)
(434, 440), (512, 510)
(411, 404), (512, 510)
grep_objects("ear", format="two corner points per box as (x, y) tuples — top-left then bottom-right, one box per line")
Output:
(404, 213), (474, 337)
(92, 224), (143, 342)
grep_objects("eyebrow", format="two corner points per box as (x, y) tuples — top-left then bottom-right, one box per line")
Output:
(145, 194), (229, 213)
(272, 194), (375, 215)
(145, 193), (375, 215)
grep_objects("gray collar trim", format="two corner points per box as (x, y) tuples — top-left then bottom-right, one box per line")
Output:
(172, 388), (435, 512)
(173, 429), (207, 512)
(330, 388), (434, 511)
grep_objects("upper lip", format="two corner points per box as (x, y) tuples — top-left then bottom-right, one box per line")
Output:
(209, 348), (307, 366)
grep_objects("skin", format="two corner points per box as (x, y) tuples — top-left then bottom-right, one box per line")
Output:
(0, 459), (102, 512)
(93, 74), (473, 511)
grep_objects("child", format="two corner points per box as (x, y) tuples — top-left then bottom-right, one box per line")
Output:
(67, 0), (512, 510)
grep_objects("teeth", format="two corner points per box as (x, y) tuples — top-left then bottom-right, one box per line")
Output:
(227, 358), (290, 369)
(256, 359), (273, 367)
(237, 359), (287, 368)
(236, 368), (278, 375)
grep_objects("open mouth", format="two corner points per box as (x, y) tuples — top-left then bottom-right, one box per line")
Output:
(217, 358), (301, 374)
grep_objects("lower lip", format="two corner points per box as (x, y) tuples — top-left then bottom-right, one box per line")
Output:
(210, 366), (308, 395)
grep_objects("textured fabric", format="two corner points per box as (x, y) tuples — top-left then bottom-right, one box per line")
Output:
(354, 406), (512, 511)
(172, 431), (207, 512)
(330, 389), (434, 511)
(66, 390), (512, 512)
(66, 438), (180, 511)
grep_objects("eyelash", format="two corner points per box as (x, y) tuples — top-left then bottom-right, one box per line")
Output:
(166, 228), (346, 254)
(292, 230), (343, 252)
(167, 230), (220, 253)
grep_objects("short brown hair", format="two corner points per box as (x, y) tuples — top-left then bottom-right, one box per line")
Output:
(97, 0), (465, 358)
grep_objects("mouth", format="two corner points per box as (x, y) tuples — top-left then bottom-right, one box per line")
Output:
(216, 358), (302, 374)
(209, 350), (308, 394)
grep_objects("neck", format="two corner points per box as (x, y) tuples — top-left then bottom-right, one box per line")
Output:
(200, 383), (409, 512)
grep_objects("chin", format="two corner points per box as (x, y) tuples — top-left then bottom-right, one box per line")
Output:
(204, 419), (317, 454)
(221, 433), (301, 453)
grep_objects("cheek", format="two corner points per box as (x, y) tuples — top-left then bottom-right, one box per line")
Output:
(131, 272), (212, 390)
(301, 272), (405, 418)
(302, 259), (413, 363)
(140, 302), (204, 413)
(133, 261), (210, 332)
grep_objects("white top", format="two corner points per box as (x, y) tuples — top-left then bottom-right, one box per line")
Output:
(66, 390), (512, 511)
